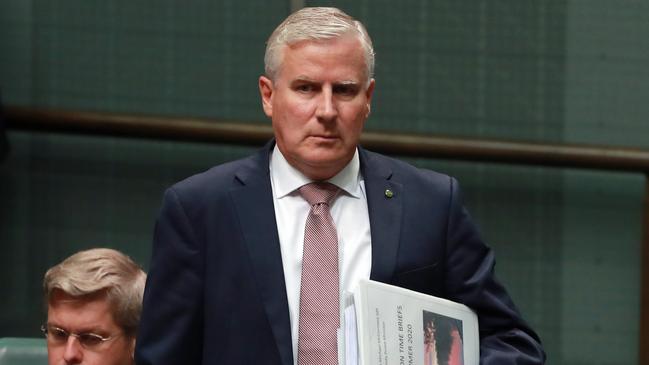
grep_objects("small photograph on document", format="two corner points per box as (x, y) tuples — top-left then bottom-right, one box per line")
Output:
(422, 310), (464, 365)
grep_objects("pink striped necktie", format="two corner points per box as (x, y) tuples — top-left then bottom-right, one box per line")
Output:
(297, 182), (341, 365)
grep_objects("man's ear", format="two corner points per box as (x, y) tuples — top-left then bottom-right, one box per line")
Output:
(365, 78), (376, 118)
(259, 76), (274, 118)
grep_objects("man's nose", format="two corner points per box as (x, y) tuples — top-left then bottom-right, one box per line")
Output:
(62, 336), (83, 364)
(315, 87), (338, 121)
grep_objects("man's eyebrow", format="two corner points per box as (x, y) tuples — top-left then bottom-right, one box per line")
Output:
(46, 321), (61, 328)
(49, 321), (109, 333)
(292, 76), (318, 83)
(290, 77), (360, 85)
(336, 80), (360, 85)
(334, 80), (361, 88)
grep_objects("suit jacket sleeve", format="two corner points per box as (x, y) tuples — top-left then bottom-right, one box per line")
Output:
(135, 187), (204, 364)
(444, 177), (545, 364)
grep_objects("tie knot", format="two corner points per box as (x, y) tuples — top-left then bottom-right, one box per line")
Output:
(298, 182), (340, 206)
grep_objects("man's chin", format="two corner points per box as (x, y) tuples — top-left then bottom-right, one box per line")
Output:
(302, 149), (347, 165)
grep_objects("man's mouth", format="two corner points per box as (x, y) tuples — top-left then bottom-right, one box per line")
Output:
(309, 135), (338, 141)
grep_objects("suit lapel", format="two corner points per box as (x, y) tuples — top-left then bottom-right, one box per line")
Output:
(230, 143), (293, 365)
(360, 148), (403, 283)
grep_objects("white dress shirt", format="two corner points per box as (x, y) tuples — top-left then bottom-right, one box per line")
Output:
(269, 145), (372, 365)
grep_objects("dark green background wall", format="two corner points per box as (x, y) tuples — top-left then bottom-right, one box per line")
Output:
(1, 1), (647, 364)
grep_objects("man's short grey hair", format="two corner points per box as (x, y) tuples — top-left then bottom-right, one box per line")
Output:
(264, 7), (375, 83)
(43, 248), (147, 337)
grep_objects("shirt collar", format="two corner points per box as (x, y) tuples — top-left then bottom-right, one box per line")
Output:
(269, 144), (363, 199)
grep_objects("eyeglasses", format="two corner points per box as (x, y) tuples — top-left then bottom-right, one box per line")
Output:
(41, 324), (122, 349)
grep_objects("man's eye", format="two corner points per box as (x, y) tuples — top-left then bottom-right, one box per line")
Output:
(78, 333), (105, 346)
(50, 328), (69, 341)
(333, 85), (358, 96)
(295, 84), (314, 93)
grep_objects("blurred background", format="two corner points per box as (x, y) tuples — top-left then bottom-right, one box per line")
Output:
(1, 1), (648, 364)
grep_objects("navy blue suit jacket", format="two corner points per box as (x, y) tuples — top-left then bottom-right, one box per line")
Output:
(136, 141), (545, 364)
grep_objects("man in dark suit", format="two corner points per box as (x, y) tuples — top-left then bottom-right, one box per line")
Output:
(136, 7), (545, 365)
